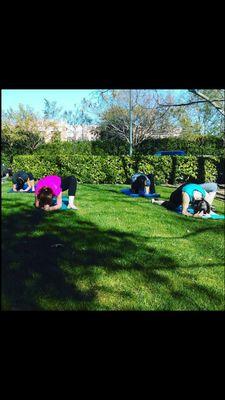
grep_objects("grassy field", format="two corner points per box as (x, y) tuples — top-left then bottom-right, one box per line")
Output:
(1, 181), (225, 311)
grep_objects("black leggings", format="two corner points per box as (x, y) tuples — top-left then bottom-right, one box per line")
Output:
(60, 176), (77, 196)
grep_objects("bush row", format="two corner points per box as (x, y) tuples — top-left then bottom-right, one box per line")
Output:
(1, 153), (12, 167)
(3, 134), (224, 160)
(11, 154), (225, 184)
(36, 135), (225, 156)
(137, 135), (225, 157)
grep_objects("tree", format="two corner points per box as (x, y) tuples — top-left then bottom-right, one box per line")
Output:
(1, 124), (45, 157)
(2, 104), (39, 130)
(1, 124), (22, 158)
(91, 90), (177, 154)
(156, 89), (224, 114)
(62, 98), (93, 140)
(189, 89), (225, 117)
(50, 130), (61, 143)
(43, 99), (62, 120)
(1, 104), (56, 158)
(62, 110), (78, 140)
(157, 89), (225, 135)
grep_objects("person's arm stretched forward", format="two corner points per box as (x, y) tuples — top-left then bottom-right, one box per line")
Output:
(181, 192), (204, 218)
(181, 192), (193, 216)
(43, 192), (63, 211)
(34, 196), (40, 208)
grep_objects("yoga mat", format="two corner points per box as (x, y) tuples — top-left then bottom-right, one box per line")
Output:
(33, 196), (70, 212)
(8, 190), (70, 211)
(8, 183), (36, 193)
(8, 188), (35, 193)
(52, 196), (69, 210)
(121, 188), (160, 198)
(176, 205), (225, 220)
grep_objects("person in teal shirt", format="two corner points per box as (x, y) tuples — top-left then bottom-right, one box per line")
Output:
(181, 183), (206, 202)
(153, 182), (218, 217)
(173, 184), (207, 216)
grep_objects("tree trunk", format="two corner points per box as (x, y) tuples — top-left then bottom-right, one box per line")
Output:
(129, 90), (133, 156)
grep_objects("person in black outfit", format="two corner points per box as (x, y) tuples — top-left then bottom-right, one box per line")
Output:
(12, 170), (35, 192)
(131, 173), (156, 194)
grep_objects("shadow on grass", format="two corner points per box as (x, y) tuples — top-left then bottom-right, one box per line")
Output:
(1, 199), (224, 310)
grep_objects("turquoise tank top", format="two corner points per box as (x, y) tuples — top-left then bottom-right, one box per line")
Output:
(182, 184), (206, 202)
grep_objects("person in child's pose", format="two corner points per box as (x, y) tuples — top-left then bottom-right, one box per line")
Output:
(152, 182), (217, 217)
(12, 170), (35, 192)
(131, 172), (156, 194)
(35, 175), (78, 211)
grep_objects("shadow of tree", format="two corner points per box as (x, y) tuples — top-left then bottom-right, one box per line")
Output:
(168, 156), (177, 185)
(1, 198), (224, 310)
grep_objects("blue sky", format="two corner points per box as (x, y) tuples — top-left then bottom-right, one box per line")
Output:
(1, 89), (96, 117)
(2, 89), (184, 111)
(1, 89), (186, 124)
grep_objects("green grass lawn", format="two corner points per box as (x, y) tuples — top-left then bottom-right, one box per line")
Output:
(1, 181), (225, 311)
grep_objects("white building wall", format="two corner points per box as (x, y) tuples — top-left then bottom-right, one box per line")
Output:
(36, 120), (97, 142)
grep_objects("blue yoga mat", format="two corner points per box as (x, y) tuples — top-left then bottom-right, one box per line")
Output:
(121, 188), (160, 198)
(8, 183), (36, 193)
(52, 196), (69, 210)
(7, 189), (70, 211)
(8, 188), (35, 193)
(176, 205), (225, 220)
(33, 197), (70, 212)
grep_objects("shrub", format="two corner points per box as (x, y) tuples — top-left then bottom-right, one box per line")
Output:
(12, 155), (61, 180)
(136, 134), (225, 156)
(204, 156), (220, 182)
(36, 140), (94, 157)
(20, 135), (225, 158)
(174, 156), (199, 183)
(11, 154), (225, 184)
(1, 153), (12, 168)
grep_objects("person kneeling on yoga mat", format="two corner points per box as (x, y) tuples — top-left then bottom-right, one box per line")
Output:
(131, 173), (155, 195)
(35, 175), (78, 211)
(12, 170), (35, 192)
(153, 182), (217, 217)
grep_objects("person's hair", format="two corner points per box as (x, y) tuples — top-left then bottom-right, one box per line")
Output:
(193, 199), (211, 215)
(131, 175), (147, 193)
(17, 177), (25, 190)
(136, 175), (147, 190)
(37, 187), (53, 208)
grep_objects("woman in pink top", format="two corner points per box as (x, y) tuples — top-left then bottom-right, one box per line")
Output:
(35, 175), (78, 211)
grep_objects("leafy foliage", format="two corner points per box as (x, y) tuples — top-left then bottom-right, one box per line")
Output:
(136, 134), (225, 156)
(11, 154), (224, 184)
(43, 99), (62, 120)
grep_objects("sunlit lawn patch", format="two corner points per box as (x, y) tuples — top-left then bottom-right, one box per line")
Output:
(1, 182), (224, 311)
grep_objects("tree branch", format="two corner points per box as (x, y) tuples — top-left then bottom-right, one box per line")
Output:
(157, 97), (225, 116)
(158, 99), (224, 107)
(188, 89), (225, 116)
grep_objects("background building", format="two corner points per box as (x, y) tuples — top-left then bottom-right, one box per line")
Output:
(36, 120), (97, 142)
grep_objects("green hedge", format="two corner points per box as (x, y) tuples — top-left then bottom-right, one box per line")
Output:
(20, 134), (225, 157)
(135, 135), (225, 156)
(3, 134), (224, 161)
(1, 153), (12, 167)
(12, 154), (225, 184)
